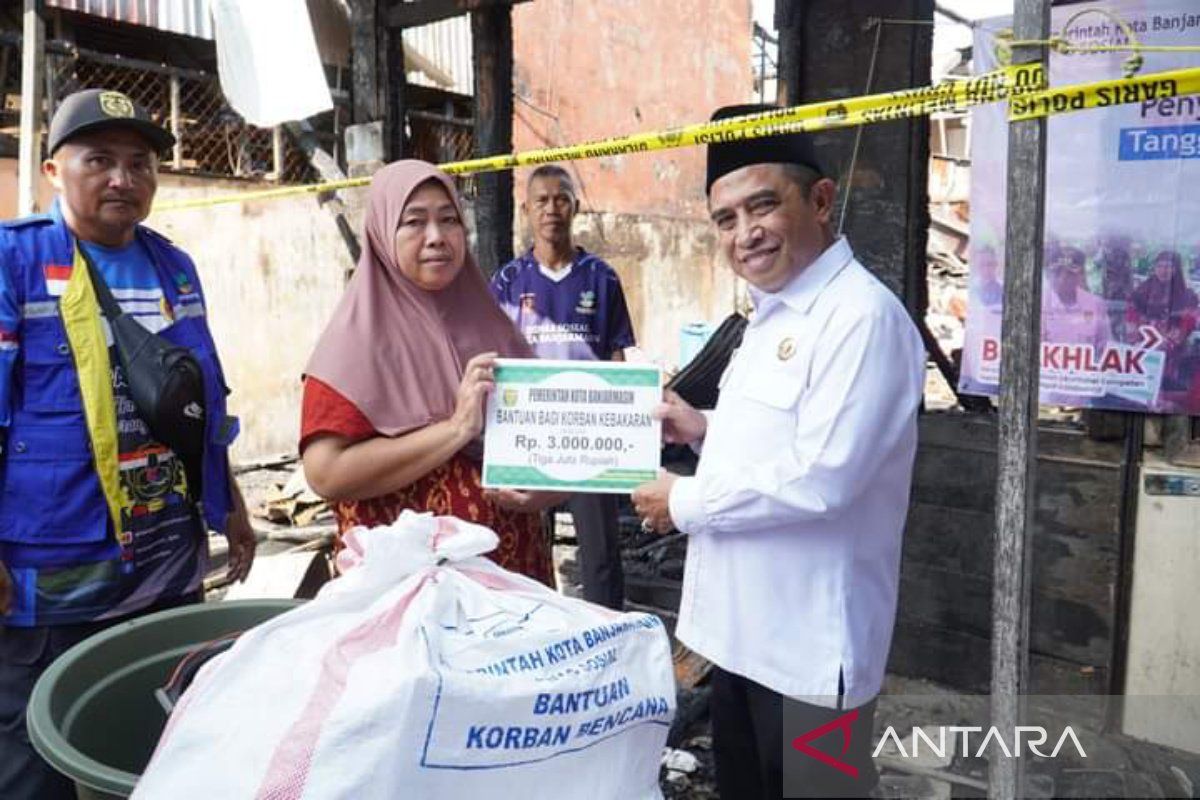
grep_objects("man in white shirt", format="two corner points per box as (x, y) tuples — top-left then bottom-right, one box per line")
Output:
(632, 105), (925, 798)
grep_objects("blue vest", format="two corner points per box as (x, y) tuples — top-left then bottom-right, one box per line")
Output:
(0, 201), (238, 563)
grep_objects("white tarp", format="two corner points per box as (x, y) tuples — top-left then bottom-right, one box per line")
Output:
(210, 0), (333, 127)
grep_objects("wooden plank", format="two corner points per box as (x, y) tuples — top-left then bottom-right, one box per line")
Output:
(992, 2), (1050, 796)
(911, 445), (998, 513)
(18, 0), (44, 216)
(281, 119), (366, 264)
(898, 563), (1113, 666)
(903, 504), (993, 578)
(271, 126), (284, 182)
(889, 618), (1108, 697)
(673, 643), (713, 690)
(918, 413), (1124, 466)
(911, 449), (1121, 534)
(470, 3), (514, 275)
(903, 504), (1120, 607)
(169, 73), (182, 169)
(384, 0), (527, 30)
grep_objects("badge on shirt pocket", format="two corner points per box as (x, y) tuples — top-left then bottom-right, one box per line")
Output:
(777, 337), (797, 361)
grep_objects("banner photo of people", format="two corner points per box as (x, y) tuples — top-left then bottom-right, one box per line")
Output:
(960, 0), (1200, 413)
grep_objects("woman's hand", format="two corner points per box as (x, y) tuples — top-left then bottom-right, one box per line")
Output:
(451, 352), (497, 442)
(484, 489), (570, 514)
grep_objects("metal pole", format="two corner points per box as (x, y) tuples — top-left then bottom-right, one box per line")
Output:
(990, 1), (1050, 798)
(17, 0), (45, 216)
(170, 73), (182, 170)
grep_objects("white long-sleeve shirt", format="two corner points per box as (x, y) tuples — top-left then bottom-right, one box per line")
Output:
(668, 237), (925, 708)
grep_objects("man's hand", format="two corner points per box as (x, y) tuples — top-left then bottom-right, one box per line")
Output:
(631, 471), (679, 534)
(222, 472), (258, 583)
(655, 390), (707, 445)
(224, 509), (256, 583)
(0, 560), (11, 616)
(484, 489), (569, 514)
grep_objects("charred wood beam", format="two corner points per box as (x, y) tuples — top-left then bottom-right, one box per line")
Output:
(383, 26), (408, 160)
(383, 0), (529, 30)
(350, 0), (381, 124)
(470, 2), (514, 275)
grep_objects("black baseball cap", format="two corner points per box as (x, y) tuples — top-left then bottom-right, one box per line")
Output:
(47, 88), (175, 156)
(705, 103), (825, 193)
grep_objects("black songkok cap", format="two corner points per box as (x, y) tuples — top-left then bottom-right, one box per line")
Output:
(705, 103), (825, 194)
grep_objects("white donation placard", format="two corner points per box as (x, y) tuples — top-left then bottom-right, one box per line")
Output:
(482, 359), (662, 493)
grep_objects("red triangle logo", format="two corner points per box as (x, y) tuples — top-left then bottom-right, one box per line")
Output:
(790, 708), (860, 778)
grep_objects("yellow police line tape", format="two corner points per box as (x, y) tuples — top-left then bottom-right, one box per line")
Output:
(1009, 64), (1200, 121)
(153, 62), (1199, 213)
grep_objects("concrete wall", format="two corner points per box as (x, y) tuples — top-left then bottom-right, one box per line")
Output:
(511, 0), (754, 363)
(147, 175), (356, 460)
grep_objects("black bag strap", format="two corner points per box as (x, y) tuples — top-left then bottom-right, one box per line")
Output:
(75, 243), (126, 323)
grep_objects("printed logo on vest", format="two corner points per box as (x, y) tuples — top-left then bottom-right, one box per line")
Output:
(575, 290), (596, 315)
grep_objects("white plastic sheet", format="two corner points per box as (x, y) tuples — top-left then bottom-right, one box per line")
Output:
(210, 0), (333, 127)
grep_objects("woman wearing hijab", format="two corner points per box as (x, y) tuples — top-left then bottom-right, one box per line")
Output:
(300, 160), (560, 585)
(1128, 250), (1199, 393)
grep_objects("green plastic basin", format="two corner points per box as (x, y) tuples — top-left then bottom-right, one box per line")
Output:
(27, 599), (301, 800)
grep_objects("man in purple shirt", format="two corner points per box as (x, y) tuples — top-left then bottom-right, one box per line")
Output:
(490, 164), (636, 609)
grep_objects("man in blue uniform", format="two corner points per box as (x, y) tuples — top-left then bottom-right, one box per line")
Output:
(0, 89), (255, 798)
(491, 165), (636, 609)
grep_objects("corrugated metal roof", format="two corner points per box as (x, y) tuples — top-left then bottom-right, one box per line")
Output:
(46, 0), (215, 40)
(404, 16), (472, 96)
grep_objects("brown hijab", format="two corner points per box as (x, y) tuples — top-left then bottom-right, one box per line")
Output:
(305, 160), (531, 437)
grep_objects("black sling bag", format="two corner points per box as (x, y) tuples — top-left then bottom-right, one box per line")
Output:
(78, 246), (207, 498)
(665, 313), (749, 410)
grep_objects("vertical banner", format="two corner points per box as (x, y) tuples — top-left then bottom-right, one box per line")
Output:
(961, 1), (1200, 413)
